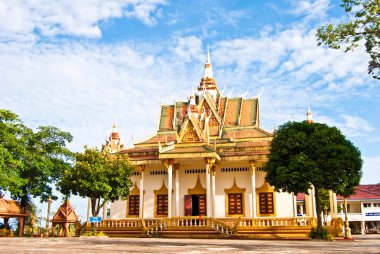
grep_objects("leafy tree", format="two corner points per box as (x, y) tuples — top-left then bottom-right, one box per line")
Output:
(59, 147), (133, 217)
(0, 109), (74, 209)
(316, 0), (380, 79)
(263, 121), (362, 237)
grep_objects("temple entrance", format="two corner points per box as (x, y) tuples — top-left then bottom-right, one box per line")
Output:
(184, 194), (206, 216)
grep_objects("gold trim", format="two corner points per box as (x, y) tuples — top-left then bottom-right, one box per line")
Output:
(154, 180), (169, 218)
(249, 161), (256, 176)
(188, 174), (206, 195)
(256, 182), (277, 217)
(224, 178), (246, 217)
(126, 181), (142, 218)
(211, 165), (217, 176)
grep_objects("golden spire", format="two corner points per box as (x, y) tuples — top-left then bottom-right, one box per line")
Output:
(306, 102), (314, 124)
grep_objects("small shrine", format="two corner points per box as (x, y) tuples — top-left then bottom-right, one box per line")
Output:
(0, 197), (28, 237)
(51, 199), (80, 237)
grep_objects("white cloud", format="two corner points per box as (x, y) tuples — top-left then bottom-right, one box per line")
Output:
(291, 0), (331, 20)
(172, 36), (203, 63)
(206, 7), (247, 27)
(362, 155), (380, 184)
(0, 0), (167, 40)
(316, 114), (375, 139)
(0, 40), (198, 152)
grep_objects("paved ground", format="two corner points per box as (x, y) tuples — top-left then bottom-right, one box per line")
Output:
(1, 235), (380, 254)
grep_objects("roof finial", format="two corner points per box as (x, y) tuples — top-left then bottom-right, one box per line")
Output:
(206, 44), (211, 64)
(306, 101), (314, 124)
(203, 46), (213, 78)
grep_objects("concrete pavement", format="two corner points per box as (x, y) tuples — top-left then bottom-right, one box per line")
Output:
(1, 235), (380, 253)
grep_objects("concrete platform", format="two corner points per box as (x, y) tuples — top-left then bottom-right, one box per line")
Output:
(1, 235), (379, 253)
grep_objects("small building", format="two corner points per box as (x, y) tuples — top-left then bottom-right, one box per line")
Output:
(51, 199), (80, 237)
(0, 198), (28, 237)
(337, 184), (380, 234)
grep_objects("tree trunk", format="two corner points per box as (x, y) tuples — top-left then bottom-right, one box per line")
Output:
(90, 198), (105, 217)
(314, 186), (323, 237)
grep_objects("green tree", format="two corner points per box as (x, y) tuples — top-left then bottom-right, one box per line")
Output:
(263, 121), (362, 237)
(0, 109), (74, 209)
(59, 147), (133, 217)
(316, 0), (380, 79)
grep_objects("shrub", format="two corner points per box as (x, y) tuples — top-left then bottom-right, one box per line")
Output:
(309, 227), (333, 240)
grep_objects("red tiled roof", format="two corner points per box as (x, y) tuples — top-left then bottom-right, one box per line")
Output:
(240, 99), (257, 126)
(218, 97), (227, 118)
(235, 140), (271, 147)
(297, 193), (305, 201)
(337, 184), (380, 200)
(159, 105), (175, 131)
(121, 147), (159, 160)
(224, 98), (241, 126)
(135, 132), (177, 145)
(222, 127), (272, 139)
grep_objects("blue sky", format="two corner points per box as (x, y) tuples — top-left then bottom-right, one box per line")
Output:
(0, 0), (379, 220)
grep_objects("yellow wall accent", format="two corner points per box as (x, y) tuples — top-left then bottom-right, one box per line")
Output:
(188, 174), (206, 195)
(256, 182), (276, 217)
(154, 180), (169, 218)
(126, 181), (142, 218)
(224, 178), (246, 217)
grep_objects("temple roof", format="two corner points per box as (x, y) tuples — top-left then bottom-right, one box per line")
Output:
(159, 144), (220, 160)
(118, 50), (273, 163)
(0, 198), (28, 217)
(52, 199), (79, 223)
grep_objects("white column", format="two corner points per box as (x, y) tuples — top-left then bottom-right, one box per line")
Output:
(305, 190), (312, 216)
(333, 193), (338, 218)
(361, 220), (365, 235)
(167, 160), (173, 218)
(139, 166), (145, 218)
(175, 164), (180, 216)
(205, 158), (214, 218)
(293, 194), (297, 217)
(311, 185), (317, 217)
(102, 201), (108, 219)
(87, 198), (91, 221)
(329, 190), (334, 222)
(250, 162), (256, 218)
(211, 166), (216, 218)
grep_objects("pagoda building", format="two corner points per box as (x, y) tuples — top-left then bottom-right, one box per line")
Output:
(108, 50), (315, 220)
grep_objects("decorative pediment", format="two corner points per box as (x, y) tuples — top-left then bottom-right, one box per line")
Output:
(224, 178), (246, 194)
(130, 181), (140, 196)
(198, 93), (222, 125)
(256, 181), (274, 193)
(178, 118), (202, 143)
(188, 174), (206, 195)
(154, 180), (168, 195)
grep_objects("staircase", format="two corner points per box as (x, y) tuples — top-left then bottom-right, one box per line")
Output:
(144, 217), (232, 239)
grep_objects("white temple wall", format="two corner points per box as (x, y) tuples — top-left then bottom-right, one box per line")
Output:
(110, 161), (297, 219)
(142, 164), (167, 218)
(214, 162), (252, 218)
(275, 191), (294, 217)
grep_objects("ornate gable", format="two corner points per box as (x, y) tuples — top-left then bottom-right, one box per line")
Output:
(178, 118), (202, 143)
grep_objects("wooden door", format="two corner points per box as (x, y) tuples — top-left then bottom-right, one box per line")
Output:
(198, 194), (206, 216)
(184, 195), (192, 216)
